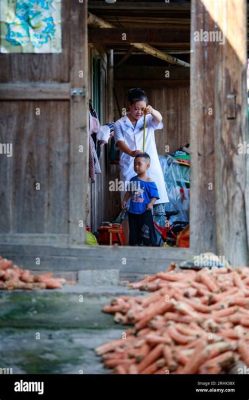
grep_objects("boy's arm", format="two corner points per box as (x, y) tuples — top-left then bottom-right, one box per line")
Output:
(147, 197), (157, 210)
(116, 140), (141, 157)
(122, 191), (131, 209)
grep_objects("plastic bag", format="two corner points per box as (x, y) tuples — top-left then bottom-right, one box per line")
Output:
(159, 154), (190, 224)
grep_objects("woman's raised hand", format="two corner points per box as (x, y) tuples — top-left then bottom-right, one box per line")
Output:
(144, 105), (154, 115)
(131, 150), (142, 157)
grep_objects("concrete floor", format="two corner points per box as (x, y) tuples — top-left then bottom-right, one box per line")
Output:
(0, 285), (143, 374)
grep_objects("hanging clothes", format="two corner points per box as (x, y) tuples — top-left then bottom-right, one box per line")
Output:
(89, 102), (101, 182)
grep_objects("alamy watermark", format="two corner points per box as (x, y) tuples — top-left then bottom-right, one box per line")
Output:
(194, 254), (226, 268)
(109, 179), (141, 192)
(0, 143), (12, 157)
(194, 29), (225, 45)
(14, 380), (44, 395)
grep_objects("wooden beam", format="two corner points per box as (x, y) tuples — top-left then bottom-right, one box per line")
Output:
(88, 28), (190, 45)
(130, 43), (190, 67)
(115, 66), (190, 80)
(0, 83), (71, 100)
(88, 2), (191, 12)
(88, 12), (112, 28)
(114, 79), (189, 87)
(88, 13), (190, 67)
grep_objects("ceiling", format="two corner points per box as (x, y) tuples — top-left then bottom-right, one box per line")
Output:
(88, 1), (191, 66)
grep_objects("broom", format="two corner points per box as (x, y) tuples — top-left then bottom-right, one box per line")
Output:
(143, 110), (147, 152)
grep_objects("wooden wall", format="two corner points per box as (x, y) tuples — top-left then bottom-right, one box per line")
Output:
(0, 2), (89, 247)
(0, 101), (69, 235)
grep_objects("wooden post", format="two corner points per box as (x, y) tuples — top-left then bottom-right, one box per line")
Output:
(107, 49), (114, 122)
(191, 0), (249, 264)
(69, 1), (89, 246)
(190, 0), (218, 254)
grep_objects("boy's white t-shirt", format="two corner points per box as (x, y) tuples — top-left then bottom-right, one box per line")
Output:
(114, 114), (169, 204)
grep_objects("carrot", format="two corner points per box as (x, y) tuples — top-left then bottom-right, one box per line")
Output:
(0, 259), (13, 270)
(174, 349), (189, 366)
(142, 292), (164, 307)
(232, 270), (246, 290)
(174, 302), (199, 319)
(167, 324), (195, 344)
(213, 306), (238, 319)
(96, 338), (131, 356)
(135, 302), (173, 331)
(201, 351), (235, 370)
(145, 334), (172, 346)
(238, 340), (249, 366)
(21, 271), (34, 283)
(137, 344), (164, 373)
(182, 340), (209, 374)
(198, 272), (220, 292)
(131, 344), (150, 362)
(105, 359), (133, 369)
(137, 328), (150, 337)
(206, 341), (234, 358)
(163, 346), (178, 371)
(240, 317), (249, 328)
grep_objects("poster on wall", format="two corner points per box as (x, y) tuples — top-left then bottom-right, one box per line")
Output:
(0, 0), (62, 53)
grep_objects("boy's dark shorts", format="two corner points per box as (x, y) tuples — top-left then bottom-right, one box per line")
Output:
(128, 210), (158, 246)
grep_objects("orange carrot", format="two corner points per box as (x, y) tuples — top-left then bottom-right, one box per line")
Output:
(182, 340), (208, 374)
(137, 344), (164, 373)
(135, 302), (173, 331)
(238, 340), (249, 366)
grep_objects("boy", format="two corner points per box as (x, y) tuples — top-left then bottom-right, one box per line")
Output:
(122, 153), (159, 246)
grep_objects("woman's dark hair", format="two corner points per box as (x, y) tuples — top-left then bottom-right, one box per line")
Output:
(127, 88), (148, 105)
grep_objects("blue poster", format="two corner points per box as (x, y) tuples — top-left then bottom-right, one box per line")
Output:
(0, 0), (62, 53)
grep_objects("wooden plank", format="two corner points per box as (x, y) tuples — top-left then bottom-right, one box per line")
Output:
(45, 102), (70, 234)
(69, 1), (88, 246)
(213, 0), (249, 265)
(88, 28), (190, 44)
(0, 83), (71, 100)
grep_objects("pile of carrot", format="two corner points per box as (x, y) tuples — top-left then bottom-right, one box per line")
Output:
(0, 256), (66, 290)
(97, 264), (249, 374)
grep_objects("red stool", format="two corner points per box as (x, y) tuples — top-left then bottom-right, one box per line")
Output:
(98, 224), (125, 245)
